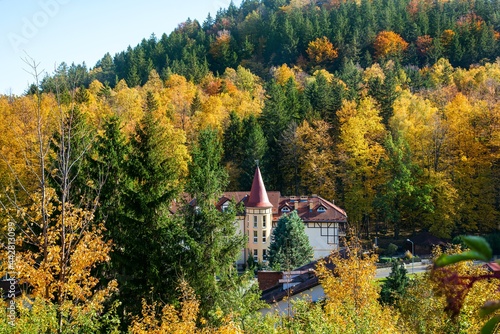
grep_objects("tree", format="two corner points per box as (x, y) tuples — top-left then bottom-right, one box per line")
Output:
(379, 260), (410, 306)
(374, 133), (433, 238)
(117, 91), (190, 320)
(238, 115), (267, 190)
(316, 236), (400, 333)
(373, 31), (409, 61)
(182, 128), (246, 319)
(295, 119), (337, 200)
(337, 98), (386, 236)
(268, 211), (313, 270)
(306, 36), (339, 67)
(0, 59), (116, 332)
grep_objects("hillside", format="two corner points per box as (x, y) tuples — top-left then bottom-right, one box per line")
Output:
(1, 0), (500, 332)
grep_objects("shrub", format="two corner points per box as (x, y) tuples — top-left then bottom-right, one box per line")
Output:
(385, 243), (399, 256)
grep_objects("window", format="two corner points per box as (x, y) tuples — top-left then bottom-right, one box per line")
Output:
(253, 231), (258, 243)
(262, 249), (267, 260)
(262, 230), (267, 243)
(253, 249), (258, 261)
(317, 206), (326, 213)
(253, 216), (258, 228)
(281, 206), (290, 213)
(221, 201), (229, 212)
(263, 215), (266, 228)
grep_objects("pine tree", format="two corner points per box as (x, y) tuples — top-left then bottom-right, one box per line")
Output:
(268, 211), (313, 270)
(379, 260), (410, 306)
(182, 128), (246, 318)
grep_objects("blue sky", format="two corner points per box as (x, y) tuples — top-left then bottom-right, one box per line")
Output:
(0, 0), (242, 95)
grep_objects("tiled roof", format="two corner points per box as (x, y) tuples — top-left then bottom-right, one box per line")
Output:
(276, 196), (347, 223)
(260, 257), (336, 303)
(246, 167), (273, 208)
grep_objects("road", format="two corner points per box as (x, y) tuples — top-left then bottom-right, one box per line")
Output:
(375, 261), (431, 279)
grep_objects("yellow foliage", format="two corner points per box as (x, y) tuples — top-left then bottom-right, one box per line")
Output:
(296, 119), (337, 200)
(130, 280), (242, 334)
(306, 36), (339, 64)
(316, 237), (400, 333)
(272, 64), (296, 86)
(373, 31), (409, 59)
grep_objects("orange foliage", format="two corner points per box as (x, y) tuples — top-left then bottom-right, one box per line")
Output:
(306, 36), (339, 64)
(373, 31), (409, 59)
(416, 35), (433, 56)
(456, 13), (484, 31)
(209, 30), (232, 60)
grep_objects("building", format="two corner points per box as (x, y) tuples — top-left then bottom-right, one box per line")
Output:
(216, 166), (348, 268)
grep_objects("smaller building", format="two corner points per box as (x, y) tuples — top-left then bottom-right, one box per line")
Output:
(216, 167), (347, 268)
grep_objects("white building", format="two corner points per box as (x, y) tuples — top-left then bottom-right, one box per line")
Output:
(216, 167), (348, 268)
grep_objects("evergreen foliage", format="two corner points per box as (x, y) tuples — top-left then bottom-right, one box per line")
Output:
(268, 210), (313, 270)
(379, 260), (410, 306)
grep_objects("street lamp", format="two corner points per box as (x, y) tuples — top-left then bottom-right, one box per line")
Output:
(407, 239), (414, 274)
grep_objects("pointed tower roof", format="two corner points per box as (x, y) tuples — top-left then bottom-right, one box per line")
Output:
(247, 166), (273, 208)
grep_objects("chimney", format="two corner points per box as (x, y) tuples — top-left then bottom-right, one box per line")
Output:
(294, 201), (299, 210)
(309, 201), (314, 212)
(257, 271), (283, 291)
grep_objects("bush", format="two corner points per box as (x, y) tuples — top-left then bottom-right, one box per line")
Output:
(385, 243), (399, 256)
(379, 257), (393, 263)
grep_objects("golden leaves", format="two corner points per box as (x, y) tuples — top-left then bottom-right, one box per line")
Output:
(306, 36), (339, 65)
(373, 31), (409, 60)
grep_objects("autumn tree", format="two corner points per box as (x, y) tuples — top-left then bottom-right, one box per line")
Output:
(373, 31), (409, 61)
(316, 236), (400, 332)
(306, 36), (339, 67)
(268, 211), (313, 270)
(337, 98), (386, 236)
(295, 119), (337, 200)
(0, 60), (116, 332)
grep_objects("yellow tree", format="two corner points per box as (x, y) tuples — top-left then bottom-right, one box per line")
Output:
(129, 280), (242, 334)
(306, 36), (339, 66)
(373, 31), (409, 61)
(443, 93), (498, 233)
(390, 90), (458, 237)
(337, 98), (386, 235)
(316, 237), (400, 333)
(295, 119), (337, 200)
(164, 73), (197, 132)
(0, 60), (116, 332)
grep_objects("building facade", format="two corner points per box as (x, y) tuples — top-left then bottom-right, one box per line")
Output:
(216, 167), (348, 267)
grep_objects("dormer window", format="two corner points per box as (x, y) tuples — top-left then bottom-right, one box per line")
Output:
(221, 201), (229, 212)
(281, 206), (290, 213)
(317, 206), (327, 213)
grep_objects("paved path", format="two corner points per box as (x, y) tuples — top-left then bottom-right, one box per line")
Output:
(375, 261), (430, 279)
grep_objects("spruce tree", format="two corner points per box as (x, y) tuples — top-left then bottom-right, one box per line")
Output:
(379, 260), (409, 306)
(268, 211), (313, 270)
(182, 128), (246, 317)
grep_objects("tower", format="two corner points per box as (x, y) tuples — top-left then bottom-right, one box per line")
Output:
(246, 166), (273, 264)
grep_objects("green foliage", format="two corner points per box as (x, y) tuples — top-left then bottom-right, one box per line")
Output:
(182, 128), (246, 319)
(435, 236), (492, 266)
(379, 260), (410, 306)
(385, 243), (399, 257)
(268, 211), (313, 270)
(433, 237), (500, 333)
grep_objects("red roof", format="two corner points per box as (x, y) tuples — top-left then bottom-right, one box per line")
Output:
(246, 167), (273, 208)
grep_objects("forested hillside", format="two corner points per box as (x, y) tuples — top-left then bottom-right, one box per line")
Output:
(1, 0), (500, 332)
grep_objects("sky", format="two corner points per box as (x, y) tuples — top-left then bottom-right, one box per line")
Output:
(0, 0), (242, 95)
